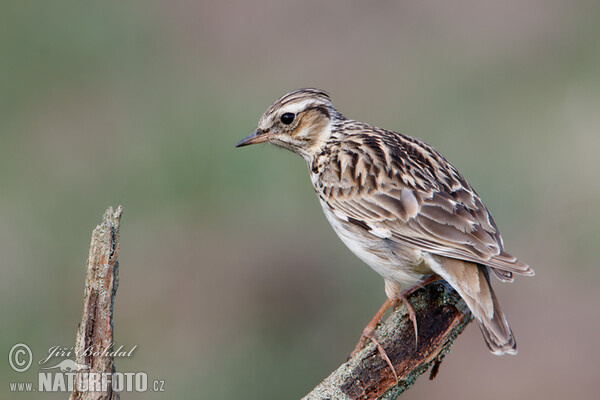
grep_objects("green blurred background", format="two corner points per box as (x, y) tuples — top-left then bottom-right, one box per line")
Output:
(2, 1), (599, 399)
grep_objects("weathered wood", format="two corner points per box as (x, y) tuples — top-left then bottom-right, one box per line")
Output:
(70, 206), (122, 400)
(303, 281), (472, 400)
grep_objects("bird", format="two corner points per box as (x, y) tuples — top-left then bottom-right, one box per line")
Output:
(236, 88), (534, 370)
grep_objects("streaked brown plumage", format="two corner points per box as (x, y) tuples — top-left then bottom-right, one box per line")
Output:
(237, 88), (534, 356)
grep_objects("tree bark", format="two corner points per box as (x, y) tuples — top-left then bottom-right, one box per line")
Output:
(303, 281), (472, 400)
(65, 206), (470, 399)
(69, 206), (122, 400)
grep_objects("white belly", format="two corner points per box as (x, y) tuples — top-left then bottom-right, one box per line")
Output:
(320, 203), (423, 288)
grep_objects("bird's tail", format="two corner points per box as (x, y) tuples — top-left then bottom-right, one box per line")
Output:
(432, 257), (517, 355)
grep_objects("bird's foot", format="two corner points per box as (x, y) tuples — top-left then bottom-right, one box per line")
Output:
(350, 298), (398, 383)
(349, 275), (441, 383)
(398, 274), (442, 348)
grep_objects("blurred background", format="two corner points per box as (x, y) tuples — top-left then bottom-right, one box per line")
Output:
(2, 1), (599, 399)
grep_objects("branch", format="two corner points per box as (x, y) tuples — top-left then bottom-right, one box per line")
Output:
(303, 281), (472, 400)
(70, 206), (123, 400)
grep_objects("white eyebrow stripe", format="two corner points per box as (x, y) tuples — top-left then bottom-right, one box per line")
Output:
(280, 99), (317, 115)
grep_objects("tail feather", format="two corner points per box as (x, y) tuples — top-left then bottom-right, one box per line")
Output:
(426, 256), (517, 355)
(476, 267), (517, 355)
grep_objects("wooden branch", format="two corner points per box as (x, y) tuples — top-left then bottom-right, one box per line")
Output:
(303, 281), (472, 400)
(70, 206), (123, 400)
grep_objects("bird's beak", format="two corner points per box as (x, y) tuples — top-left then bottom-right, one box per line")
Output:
(235, 129), (272, 148)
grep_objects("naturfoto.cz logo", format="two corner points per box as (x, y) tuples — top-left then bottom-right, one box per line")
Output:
(8, 343), (165, 393)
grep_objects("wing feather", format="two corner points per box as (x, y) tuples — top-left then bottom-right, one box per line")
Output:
(316, 127), (534, 277)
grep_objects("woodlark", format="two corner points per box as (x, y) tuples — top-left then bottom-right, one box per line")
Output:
(236, 88), (534, 361)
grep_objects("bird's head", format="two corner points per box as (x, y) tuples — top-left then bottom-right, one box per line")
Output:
(236, 88), (342, 160)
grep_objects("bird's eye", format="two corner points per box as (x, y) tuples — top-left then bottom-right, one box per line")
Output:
(280, 113), (295, 125)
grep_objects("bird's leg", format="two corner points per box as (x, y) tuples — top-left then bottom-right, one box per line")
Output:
(350, 298), (397, 382)
(397, 274), (442, 347)
(349, 275), (441, 383)
(351, 298), (394, 357)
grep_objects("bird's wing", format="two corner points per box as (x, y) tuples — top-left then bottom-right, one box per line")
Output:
(317, 129), (533, 278)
